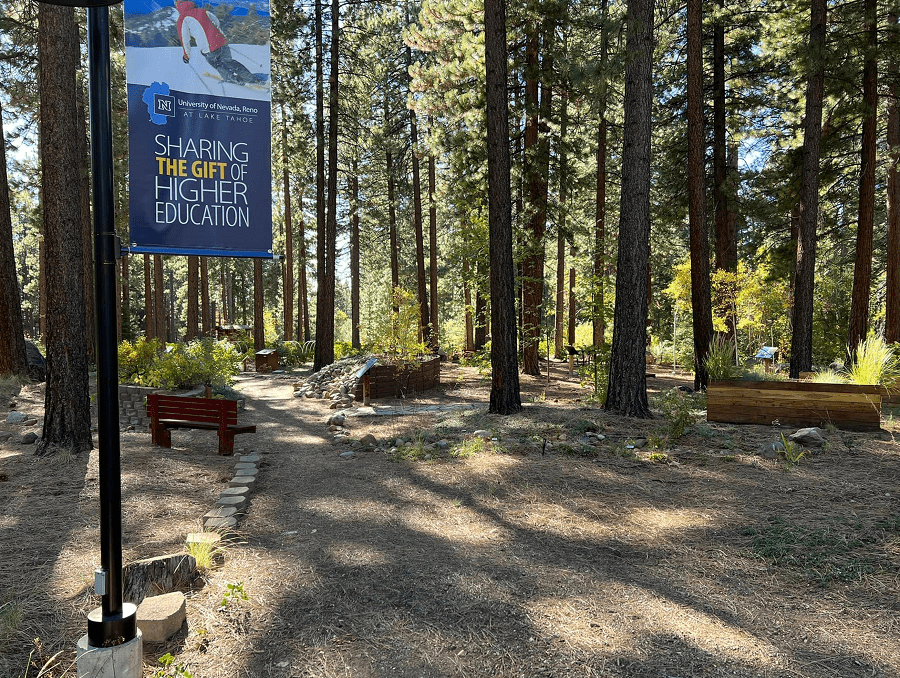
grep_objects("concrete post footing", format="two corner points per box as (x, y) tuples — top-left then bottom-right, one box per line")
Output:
(76, 629), (142, 678)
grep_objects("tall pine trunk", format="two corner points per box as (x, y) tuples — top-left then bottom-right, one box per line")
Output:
(0, 98), (28, 378)
(281, 102), (294, 342)
(605, 0), (655, 418)
(200, 256), (210, 336)
(75, 67), (95, 365)
(428, 145), (439, 348)
(887, 11), (900, 344)
(387, 150), (400, 302)
(407, 34), (430, 345)
(313, 0), (326, 355)
(687, 0), (714, 390)
(485, 0), (521, 413)
(144, 254), (153, 338)
(154, 255), (165, 341)
(254, 259), (264, 350)
(848, 0), (877, 358)
(187, 256), (199, 340)
(297, 195), (310, 342)
(789, 0), (826, 378)
(37, 3), (92, 454)
(350, 167), (361, 348)
(463, 258), (474, 352)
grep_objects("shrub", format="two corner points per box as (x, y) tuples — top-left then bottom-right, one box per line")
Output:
(365, 287), (427, 363)
(846, 336), (900, 391)
(705, 335), (742, 381)
(275, 340), (314, 366)
(119, 337), (163, 383)
(651, 387), (698, 439)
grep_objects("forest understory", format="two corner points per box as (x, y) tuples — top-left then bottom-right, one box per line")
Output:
(1, 361), (899, 678)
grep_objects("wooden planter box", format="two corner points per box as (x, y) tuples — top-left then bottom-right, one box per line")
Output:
(707, 380), (884, 432)
(353, 356), (440, 400)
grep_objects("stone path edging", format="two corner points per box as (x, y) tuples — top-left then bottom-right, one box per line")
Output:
(203, 452), (260, 531)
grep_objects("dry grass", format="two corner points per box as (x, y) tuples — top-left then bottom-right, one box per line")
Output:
(1, 363), (899, 677)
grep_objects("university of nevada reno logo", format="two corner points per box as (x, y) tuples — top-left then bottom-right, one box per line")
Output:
(143, 82), (174, 126)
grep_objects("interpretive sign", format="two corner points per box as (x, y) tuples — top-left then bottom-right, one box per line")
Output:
(124, 0), (272, 257)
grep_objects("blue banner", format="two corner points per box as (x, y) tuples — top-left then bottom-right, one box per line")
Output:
(124, 0), (272, 257)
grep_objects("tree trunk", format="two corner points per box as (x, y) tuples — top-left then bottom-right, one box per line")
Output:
(350, 168), (361, 348)
(789, 0), (826, 378)
(887, 11), (900, 344)
(144, 254), (153, 338)
(555, 227), (565, 358)
(186, 256), (199, 340)
(407, 37), (430, 345)
(121, 253), (131, 342)
(428, 147), (439, 349)
(594, 116), (607, 347)
(687, 0), (715, 390)
(200, 256), (210, 337)
(254, 259), (265, 351)
(848, 0), (877, 359)
(314, 0), (325, 346)
(568, 244), (576, 346)
(281, 102), (294, 342)
(521, 24), (549, 376)
(314, 0), (338, 371)
(298, 195), (310, 342)
(0, 98), (28, 378)
(485, 0), (522, 414)
(605, 0), (654, 418)
(463, 258), (474, 352)
(153, 255), (165, 342)
(474, 287), (487, 350)
(713, 0), (736, 274)
(37, 3), (92, 454)
(387, 150), (400, 302)
(75, 66), (95, 365)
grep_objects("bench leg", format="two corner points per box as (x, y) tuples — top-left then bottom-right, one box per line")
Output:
(219, 431), (235, 456)
(153, 424), (172, 448)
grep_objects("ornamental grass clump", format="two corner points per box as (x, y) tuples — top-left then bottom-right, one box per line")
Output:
(846, 336), (900, 392)
(705, 335), (742, 381)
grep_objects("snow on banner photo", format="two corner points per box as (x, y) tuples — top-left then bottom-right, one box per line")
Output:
(124, 0), (272, 257)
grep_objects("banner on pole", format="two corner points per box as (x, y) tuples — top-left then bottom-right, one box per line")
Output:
(124, 0), (272, 257)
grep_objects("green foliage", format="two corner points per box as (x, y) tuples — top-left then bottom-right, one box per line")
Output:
(365, 287), (427, 363)
(334, 341), (363, 360)
(119, 338), (241, 390)
(220, 582), (248, 608)
(650, 388), (698, 440)
(185, 538), (223, 572)
(705, 335), (742, 381)
(154, 653), (193, 678)
(778, 433), (807, 465)
(743, 515), (900, 586)
(809, 369), (847, 384)
(846, 336), (900, 391)
(451, 437), (488, 458)
(578, 343), (610, 402)
(275, 340), (315, 366)
(118, 337), (163, 383)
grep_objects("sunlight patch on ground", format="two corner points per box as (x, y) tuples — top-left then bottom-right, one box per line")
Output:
(625, 507), (716, 537)
(322, 542), (392, 567)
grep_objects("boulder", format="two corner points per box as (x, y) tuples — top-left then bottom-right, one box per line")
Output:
(789, 427), (826, 448)
(5, 412), (26, 424)
(136, 592), (186, 643)
(20, 432), (37, 445)
(24, 341), (45, 382)
(359, 433), (377, 447)
(473, 430), (492, 439)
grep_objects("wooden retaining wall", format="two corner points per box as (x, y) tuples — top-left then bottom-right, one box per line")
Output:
(706, 380), (883, 432)
(353, 356), (441, 400)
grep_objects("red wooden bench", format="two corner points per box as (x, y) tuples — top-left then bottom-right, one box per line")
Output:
(147, 394), (256, 455)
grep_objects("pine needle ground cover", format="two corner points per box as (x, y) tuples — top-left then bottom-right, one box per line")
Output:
(1, 364), (899, 678)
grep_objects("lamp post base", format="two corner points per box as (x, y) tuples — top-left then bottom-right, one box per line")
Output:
(86, 602), (137, 648)
(76, 627), (141, 678)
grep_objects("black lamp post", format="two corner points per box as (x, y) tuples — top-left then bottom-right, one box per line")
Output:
(38, 0), (135, 647)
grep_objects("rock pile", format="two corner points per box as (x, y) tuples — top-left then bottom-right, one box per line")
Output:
(293, 356), (371, 409)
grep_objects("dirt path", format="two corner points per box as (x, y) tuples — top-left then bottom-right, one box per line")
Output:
(2, 365), (899, 678)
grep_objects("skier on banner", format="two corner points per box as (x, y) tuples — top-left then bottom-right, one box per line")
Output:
(176, 0), (256, 85)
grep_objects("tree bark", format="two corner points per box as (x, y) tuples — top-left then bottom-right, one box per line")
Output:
(200, 256), (210, 337)
(463, 258), (474, 352)
(281, 102), (294, 341)
(474, 287), (487, 350)
(37, 3), (91, 454)
(75, 64), (95, 365)
(387, 149), (400, 303)
(254, 259), (265, 351)
(186, 256), (199, 340)
(314, 0), (338, 371)
(848, 0), (877, 358)
(428, 147), (439, 349)
(407, 35), (430, 345)
(121, 253), (131, 342)
(297, 194), (310, 342)
(605, 0), (655, 418)
(0, 97), (28, 378)
(144, 254), (153, 338)
(713, 0), (736, 274)
(485, 0), (522, 414)
(687, 0), (715, 390)
(154, 254), (165, 342)
(594, 116), (607, 347)
(789, 0), (826, 378)
(887, 11), (900, 344)
(350, 167), (361, 348)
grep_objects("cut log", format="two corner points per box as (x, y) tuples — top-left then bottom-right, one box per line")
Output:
(123, 552), (197, 605)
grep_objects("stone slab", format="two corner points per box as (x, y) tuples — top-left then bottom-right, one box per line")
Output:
(204, 516), (237, 530)
(239, 454), (260, 463)
(215, 495), (247, 509)
(234, 462), (257, 471)
(229, 475), (256, 488)
(232, 467), (258, 477)
(220, 486), (249, 497)
(136, 592), (186, 643)
(204, 506), (237, 519)
(186, 532), (221, 546)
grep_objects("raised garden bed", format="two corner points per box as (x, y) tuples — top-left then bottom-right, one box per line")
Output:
(353, 355), (440, 400)
(707, 380), (884, 431)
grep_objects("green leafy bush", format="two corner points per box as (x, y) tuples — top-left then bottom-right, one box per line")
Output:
(119, 338), (241, 389)
(119, 337), (163, 383)
(275, 340), (315, 366)
(651, 387), (698, 439)
(365, 287), (427, 364)
(335, 341), (362, 360)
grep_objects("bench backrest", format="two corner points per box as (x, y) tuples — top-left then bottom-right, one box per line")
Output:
(147, 394), (238, 426)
